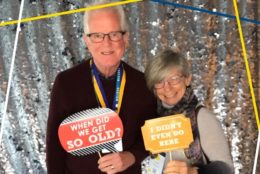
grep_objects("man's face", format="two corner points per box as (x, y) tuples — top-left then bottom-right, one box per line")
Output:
(83, 10), (129, 72)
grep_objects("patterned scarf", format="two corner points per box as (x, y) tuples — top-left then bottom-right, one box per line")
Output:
(157, 86), (205, 166)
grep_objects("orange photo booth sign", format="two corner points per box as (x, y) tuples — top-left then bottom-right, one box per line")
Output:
(141, 114), (193, 154)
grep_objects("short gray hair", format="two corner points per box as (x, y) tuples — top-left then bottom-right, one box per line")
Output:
(145, 49), (191, 91)
(83, 0), (129, 34)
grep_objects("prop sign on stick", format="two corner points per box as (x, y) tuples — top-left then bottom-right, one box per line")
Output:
(141, 114), (193, 154)
(58, 108), (123, 156)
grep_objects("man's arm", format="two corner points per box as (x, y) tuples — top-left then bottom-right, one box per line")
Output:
(46, 74), (67, 174)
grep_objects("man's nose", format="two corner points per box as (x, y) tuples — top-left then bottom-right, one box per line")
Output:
(102, 35), (112, 45)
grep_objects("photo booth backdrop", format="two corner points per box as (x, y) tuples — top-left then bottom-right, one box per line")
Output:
(0, 0), (259, 173)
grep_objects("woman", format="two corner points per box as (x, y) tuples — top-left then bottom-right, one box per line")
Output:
(144, 49), (233, 174)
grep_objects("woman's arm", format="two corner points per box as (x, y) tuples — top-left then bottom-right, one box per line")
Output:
(197, 108), (234, 174)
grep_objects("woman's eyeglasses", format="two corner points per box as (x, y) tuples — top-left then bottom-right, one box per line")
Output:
(154, 75), (184, 89)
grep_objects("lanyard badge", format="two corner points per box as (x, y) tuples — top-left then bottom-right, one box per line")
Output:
(90, 60), (126, 114)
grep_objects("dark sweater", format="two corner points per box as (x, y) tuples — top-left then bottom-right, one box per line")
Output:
(46, 59), (157, 174)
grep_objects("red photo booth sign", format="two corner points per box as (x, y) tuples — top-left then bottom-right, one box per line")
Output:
(58, 108), (123, 155)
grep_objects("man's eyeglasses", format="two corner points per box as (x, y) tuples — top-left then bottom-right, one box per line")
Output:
(154, 75), (184, 89)
(86, 31), (126, 43)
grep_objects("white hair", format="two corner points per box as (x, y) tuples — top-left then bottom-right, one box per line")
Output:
(83, 0), (129, 34)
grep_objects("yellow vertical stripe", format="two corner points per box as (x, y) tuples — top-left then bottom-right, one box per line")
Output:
(232, 0), (260, 129)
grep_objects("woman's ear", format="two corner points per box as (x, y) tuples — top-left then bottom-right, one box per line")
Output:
(185, 74), (192, 86)
(153, 88), (157, 96)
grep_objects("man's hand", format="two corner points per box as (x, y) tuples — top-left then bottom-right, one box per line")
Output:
(98, 151), (135, 174)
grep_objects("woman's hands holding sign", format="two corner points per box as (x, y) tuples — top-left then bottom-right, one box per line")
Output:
(163, 161), (198, 174)
(98, 151), (135, 174)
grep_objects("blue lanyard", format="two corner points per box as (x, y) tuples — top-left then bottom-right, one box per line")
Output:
(91, 60), (123, 111)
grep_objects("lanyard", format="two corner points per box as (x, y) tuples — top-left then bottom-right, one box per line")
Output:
(90, 60), (126, 113)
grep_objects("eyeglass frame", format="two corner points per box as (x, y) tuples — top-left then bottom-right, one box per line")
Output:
(154, 75), (184, 89)
(86, 31), (126, 43)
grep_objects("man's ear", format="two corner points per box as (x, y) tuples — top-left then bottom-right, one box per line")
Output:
(83, 34), (89, 46)
(123, 32), (130, 48)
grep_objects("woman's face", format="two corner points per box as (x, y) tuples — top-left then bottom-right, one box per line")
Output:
(154, 68), (191, 106)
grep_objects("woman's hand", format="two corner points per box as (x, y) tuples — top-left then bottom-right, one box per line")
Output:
(163, 160), (198, 174)
(98, 151), (135, 174)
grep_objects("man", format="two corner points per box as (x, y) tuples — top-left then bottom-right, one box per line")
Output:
(46, 1), (157, 173)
